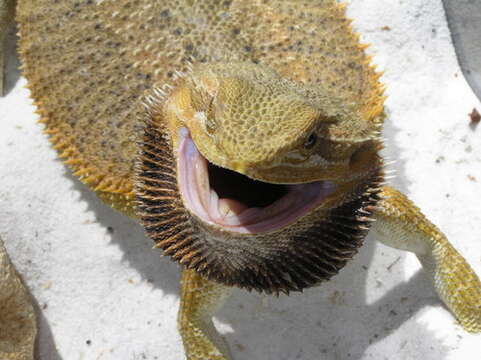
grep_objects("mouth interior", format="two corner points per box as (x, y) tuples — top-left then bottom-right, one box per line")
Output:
(208, 163), (289, 208)
(178, 128), (336, 234)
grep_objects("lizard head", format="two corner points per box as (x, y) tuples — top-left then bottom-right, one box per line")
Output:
(136, 62), (384, 294)
(166, 63), (379, 184)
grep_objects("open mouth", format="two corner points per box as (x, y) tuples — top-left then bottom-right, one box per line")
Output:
(178, 128), (337, 234)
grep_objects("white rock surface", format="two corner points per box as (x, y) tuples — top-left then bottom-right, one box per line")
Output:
(0, 0), (480, 359)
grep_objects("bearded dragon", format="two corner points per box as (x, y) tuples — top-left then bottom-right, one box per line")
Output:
(1, 1), (480, 359)
(0, 237), (36, 360)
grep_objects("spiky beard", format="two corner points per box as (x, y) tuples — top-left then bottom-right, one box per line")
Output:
(135, 115), (384, 294)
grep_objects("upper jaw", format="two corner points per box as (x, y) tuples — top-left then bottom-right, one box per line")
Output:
(177, 128), (338, 234)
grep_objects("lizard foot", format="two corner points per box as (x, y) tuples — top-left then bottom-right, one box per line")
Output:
(373, 186), (481, 333)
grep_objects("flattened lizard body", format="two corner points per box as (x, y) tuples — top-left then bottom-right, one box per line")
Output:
(16, 0), (383, 210)
(1, 1), (480, 359)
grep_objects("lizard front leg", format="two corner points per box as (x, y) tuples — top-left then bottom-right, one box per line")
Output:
(0, 0), (14, 95)
(178, 269), (233, 360)
(372, 186), (481, 332)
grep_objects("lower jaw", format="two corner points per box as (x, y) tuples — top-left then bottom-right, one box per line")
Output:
(177, 128), (338, 234)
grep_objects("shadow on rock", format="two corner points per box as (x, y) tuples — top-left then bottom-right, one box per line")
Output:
(66, 172), (181, 296)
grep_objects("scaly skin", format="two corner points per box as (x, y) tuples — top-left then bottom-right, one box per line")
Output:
(374, 187), (481, 333)
(1, 0), (480, 359)
(179, 270), (233, 360)
(0, 237), (36, 360)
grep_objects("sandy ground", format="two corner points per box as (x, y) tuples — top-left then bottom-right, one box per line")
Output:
(1, 0), (480, 359)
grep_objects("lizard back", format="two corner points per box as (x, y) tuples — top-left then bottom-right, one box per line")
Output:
(16, 0), (384, 212)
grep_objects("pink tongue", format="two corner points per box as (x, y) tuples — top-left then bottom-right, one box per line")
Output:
(218, 198), (249, 217)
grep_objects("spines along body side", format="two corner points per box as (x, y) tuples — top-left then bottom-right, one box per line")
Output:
(16, 0), (384, 215)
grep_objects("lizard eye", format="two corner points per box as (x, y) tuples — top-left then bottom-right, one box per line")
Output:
(304, 132), (317, 150)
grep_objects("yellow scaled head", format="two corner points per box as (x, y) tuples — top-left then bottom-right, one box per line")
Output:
(165, 62), (380, 184)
